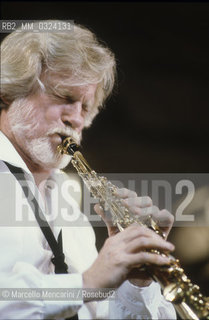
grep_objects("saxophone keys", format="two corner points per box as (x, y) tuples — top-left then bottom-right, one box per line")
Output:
(175, 267), (184, 275)
(163, 283), (184, 304)
(190, 295), (198, 302)
(198, 299), (204, 306)
(193, 284), (200, 291)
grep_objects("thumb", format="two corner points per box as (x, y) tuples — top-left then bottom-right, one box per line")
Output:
(94, 203), (113, 225)
(94, 203), (119, 236)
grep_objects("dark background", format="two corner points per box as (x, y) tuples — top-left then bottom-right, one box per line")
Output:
(1, 1), (209, 173)
(1, 0), (209, 297)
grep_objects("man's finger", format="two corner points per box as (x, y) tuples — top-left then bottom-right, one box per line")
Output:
(115, 188), (137, 199)
(121, 196), (153, 208)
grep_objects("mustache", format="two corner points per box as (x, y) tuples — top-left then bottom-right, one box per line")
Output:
(46, 127), (81, 145)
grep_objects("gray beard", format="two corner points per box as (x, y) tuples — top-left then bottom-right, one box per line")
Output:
(7, 98), (80, 169)
(26, 136), (72, 169)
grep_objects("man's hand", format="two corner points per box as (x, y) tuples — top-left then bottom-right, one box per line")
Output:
(94, 188), (175, 287)
(94, 188), (174, 239)
(82, 224), (175, 299)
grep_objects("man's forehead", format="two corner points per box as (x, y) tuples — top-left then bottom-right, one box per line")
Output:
(44, 74), (97, 97)
(64, 83), (97, 96)
(44, 72), (95, 89)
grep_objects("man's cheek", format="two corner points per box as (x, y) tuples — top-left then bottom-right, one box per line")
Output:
(45, 105), (62, 122)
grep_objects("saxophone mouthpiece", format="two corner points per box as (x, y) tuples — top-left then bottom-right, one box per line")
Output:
(61, 135), (67, 141)
(57, 136), (79, 156)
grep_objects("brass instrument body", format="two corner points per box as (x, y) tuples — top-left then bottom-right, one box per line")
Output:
(58, 137), (209, 320)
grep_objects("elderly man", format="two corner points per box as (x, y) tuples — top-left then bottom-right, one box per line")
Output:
(0, 20), (176, 319)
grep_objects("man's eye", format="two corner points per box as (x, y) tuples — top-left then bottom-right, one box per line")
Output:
(52, 94), (73, 103)
(64, 96), (75, 103)
(82, 104), (89, 112)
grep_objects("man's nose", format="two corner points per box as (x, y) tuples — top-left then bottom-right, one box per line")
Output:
(61, 103), (84, 132)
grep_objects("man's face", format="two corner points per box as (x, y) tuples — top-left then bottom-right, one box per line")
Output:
(6, 81), (98, 169)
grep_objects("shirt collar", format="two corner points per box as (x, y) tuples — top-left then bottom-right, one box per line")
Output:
(0, 130), (32, 175)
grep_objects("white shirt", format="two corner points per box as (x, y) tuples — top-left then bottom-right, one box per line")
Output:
(0, 131), (176, 319)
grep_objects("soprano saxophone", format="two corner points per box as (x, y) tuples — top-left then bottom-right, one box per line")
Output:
(57, 136), (209, 320)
